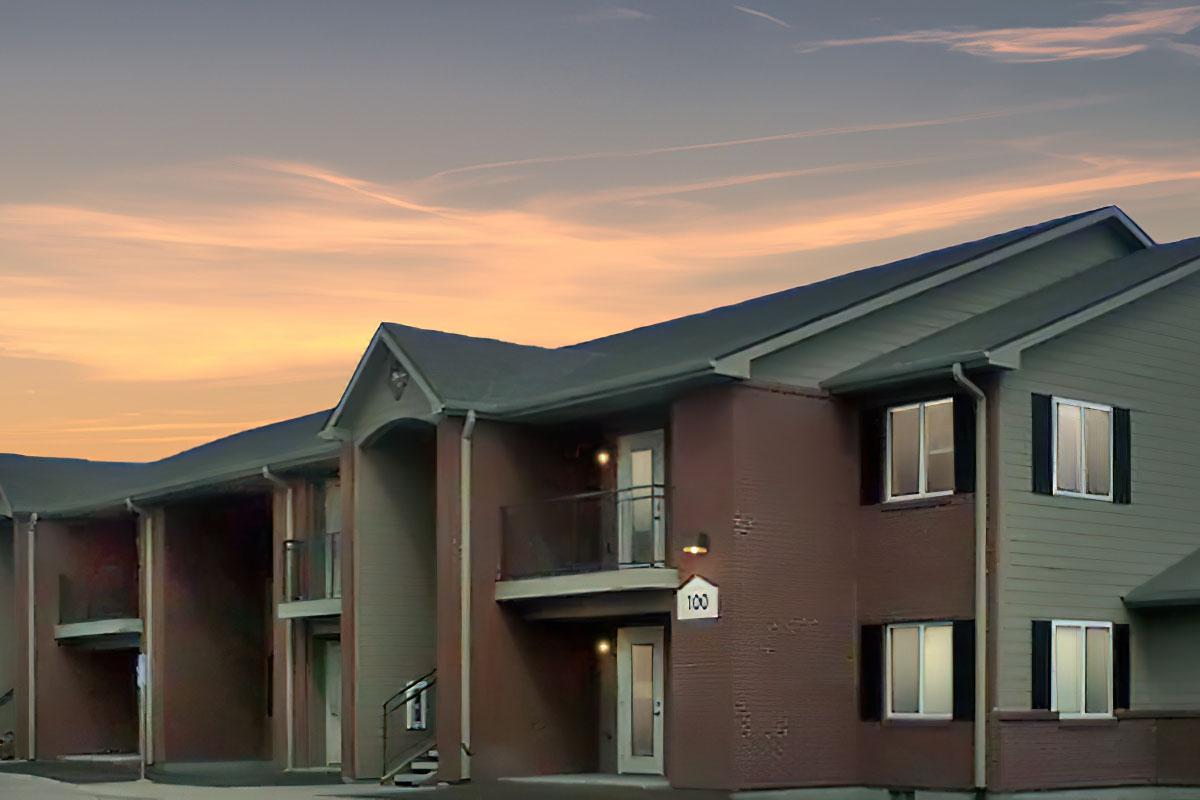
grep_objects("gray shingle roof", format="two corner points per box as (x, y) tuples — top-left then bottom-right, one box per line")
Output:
(824, 237), (1200, 391)
(1124, 546), (1200, 609)
(0, 410), (336, 517)
(383, 208), (1108, 413)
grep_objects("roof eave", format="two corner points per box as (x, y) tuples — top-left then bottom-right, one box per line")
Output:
(821, 352), (1002, 395)
(38, 443), (341, 519)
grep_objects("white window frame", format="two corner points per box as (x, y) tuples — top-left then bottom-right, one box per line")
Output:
(885, 398), (955, 502)
(884, 621), (954, 720)
(1050, 619), (1114, 719)
(1051, 397), (1114, 502)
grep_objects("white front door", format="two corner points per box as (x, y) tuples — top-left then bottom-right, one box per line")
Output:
(617, 626), (665, 775)
(617, 430), (666, 567)
(324, 640), (342, 766)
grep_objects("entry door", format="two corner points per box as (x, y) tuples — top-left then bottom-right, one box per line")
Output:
(617, 430), (666, 567)
(324, 640), (342, 766)
(617, 626), (665, 775)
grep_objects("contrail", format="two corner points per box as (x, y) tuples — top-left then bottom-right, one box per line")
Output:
(425, 96), (1112, 181)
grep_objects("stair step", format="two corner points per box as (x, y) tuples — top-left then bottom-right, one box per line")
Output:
(393, 774), (427, 787)
(410, 760), (438, 772)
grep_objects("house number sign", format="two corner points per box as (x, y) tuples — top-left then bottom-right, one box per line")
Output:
(677, 575), (719, 620)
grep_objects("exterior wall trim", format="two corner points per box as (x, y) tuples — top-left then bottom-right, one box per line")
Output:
(53, 618), (142, 640)
(495, 568), (680, 601)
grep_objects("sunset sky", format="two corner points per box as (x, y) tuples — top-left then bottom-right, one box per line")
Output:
(3, 1), (1200, 460)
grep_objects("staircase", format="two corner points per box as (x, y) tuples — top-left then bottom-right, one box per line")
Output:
(380, 669), (437, 786)
(387, 747), (439, 786)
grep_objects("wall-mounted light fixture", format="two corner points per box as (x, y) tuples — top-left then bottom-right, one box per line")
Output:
(681, 531), (710, 556)
(594, 448), (612, 467)
(596, 639), (611, 655)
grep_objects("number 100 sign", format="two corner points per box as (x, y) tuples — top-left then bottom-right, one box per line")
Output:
(677, 575), (719, 620)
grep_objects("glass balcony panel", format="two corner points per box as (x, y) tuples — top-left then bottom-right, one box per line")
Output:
(282, 532), (342, 602)
(500, 486), (668, 579)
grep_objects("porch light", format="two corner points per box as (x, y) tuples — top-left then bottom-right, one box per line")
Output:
(594, 448), (612, 467)
(681, 532), (710, 556)
(596, 639), (611, 655)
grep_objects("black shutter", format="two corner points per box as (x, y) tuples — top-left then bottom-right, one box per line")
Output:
(860, 624), (884, 721)
(952, 619), (976, 720)
(860, 408), (885, 505)
(1031, 620), (1052, 709)
(1031, 394), (1053, 495)
(1114, 407), (1132, 504)
(954, 395), (977, 494)
(1113, 623), (1131, 710)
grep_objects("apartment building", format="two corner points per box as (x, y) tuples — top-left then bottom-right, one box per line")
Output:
(3, 205), (1200, 796)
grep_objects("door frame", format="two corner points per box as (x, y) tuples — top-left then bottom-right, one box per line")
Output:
(616, 625), (665, 775)
(323, 638), (342, 767)
(616, 430), (666, 567)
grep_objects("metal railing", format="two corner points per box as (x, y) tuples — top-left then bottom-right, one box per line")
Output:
(58, 567), (139, 625)
(282, 532), (342, 602)
(499, 484), (668, 580)
(382, 669), (436, 780)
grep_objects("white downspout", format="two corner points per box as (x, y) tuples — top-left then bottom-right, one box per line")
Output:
(952, 363), (988, 790)
(263, 467), (295, 771)
(459, 410), (477, 780)
(25, 513), (37, 760)
(126, 499), (152, 775)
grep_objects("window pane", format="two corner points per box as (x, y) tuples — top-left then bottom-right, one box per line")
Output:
(1056, 404), (1082, 493)
(1055, 625), (1082, 714)
(631, 643), (655, 757)
(890, 626), (919, 713)
(890, 406), (920, 497)
(630, 449), (654, 534)
(922, 624), (953, 715)
(925, 401), (955, 493)
(1085, 409), (1112, 496)
(1086, 627), (1111, 714)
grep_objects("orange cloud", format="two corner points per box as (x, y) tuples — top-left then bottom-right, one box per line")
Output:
(3, 144), (1200, 459)
(803, 6), (1200, 63)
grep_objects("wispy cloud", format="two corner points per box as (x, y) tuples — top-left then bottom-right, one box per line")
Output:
(733, 5), (790, 28)
(803, 5), (1200, 63)
(578, 7), (652, 23)
(424, 96), (1109, 181)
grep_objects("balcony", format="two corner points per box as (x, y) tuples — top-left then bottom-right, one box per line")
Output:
(279, 533), (343, 619)
(55, 569), (142, 648)
(497, 485), (678, 605)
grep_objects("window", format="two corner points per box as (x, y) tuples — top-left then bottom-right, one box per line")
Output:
(886, 622), (953, 718)
(1052, 620), (1112, 717)
(1053, 398), (1112, 500)
(886, 398), (954, 501)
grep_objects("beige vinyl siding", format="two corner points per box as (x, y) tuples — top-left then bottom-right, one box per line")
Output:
(0, 524), (14, 736)
(352, 438), (436, 777)
(996, 269), (1200, 710)
(751, 222), (1137, 387)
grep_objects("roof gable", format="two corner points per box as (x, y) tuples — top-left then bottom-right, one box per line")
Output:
(824, 237), (1200, 392)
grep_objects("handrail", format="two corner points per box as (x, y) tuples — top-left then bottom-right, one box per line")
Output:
(382, 669), (437, 781)
(501, 483), (665, 510)
(382, 668), (436, 713)
(0, 688), (12, 708)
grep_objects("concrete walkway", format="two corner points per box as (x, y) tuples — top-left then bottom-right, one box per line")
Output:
(0, 770), (731, 800)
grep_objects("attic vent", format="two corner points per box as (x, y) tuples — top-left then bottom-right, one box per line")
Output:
(388, 362), (410, 401)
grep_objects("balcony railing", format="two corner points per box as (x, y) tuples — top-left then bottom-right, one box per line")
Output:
(58, 568), (139, 625)
(499, 484), (668, 580)
(283, 532), (342, 602)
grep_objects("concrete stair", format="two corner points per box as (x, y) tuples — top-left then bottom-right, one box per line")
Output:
(389, 748), (438, 787)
